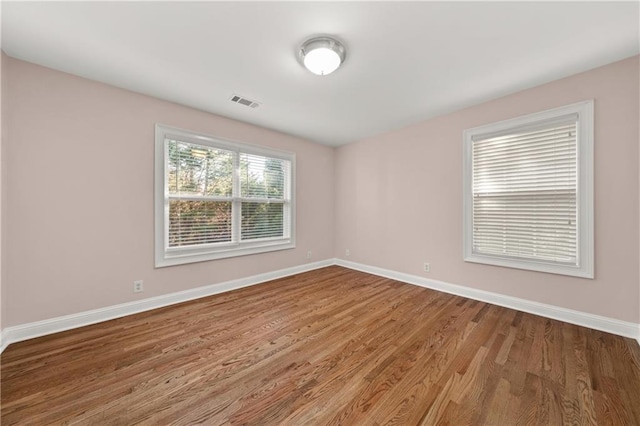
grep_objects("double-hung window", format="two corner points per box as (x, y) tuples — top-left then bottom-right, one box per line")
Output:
(155, 125), (295, 267)
(463, 101), (594, 278)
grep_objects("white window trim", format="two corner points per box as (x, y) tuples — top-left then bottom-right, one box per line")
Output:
(462, 100), (594, 278)
(155, 124), (296, 267)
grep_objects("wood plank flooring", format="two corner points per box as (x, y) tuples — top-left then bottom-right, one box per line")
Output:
(2, 266), (640, 425)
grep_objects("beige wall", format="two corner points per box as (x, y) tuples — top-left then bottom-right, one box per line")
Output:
(3, 54), (639, 329)
(3, 57), (335, 326)
(335, 56), (640, 323)
(0, 50), (4, 334)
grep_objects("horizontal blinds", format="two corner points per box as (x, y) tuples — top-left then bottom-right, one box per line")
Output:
(472, 121), (578, 265)
(240, 153), (288, 200)
(169, 200), (231, 247)
(167, 139), (233, 197)
(241, 202), (285, 240)
(239, 153), (290, 241)
(167, 138), (291, 248)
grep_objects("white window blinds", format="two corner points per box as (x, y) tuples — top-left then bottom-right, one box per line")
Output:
(167, 139), (234, 247)
(155, 125), (295, 267)
(472, 118), (578, 265)
(239, 153), (291, 241)
(463, 100), (593, 278)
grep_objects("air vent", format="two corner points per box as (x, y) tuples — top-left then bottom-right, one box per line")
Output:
(230, 94), (261, 109)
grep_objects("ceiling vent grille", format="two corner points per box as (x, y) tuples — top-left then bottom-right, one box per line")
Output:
(230, 94), (261, 109)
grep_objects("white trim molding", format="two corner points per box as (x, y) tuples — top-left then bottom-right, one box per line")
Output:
(335, 259), (640, 343)
(0, 259), (333, 352)
(2, 259), (638, 354)
(154, 124), (296, 268)
(462, 100), (594, 279)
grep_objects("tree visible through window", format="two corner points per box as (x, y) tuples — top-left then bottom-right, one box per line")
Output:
(168, 140), (234, 246)
(155, 125), (295, 267)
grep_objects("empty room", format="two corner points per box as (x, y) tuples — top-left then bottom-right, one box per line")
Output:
(1, 1), (639, 424)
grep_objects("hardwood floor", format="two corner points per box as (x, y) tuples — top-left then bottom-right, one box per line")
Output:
(2, 266), (640, 425)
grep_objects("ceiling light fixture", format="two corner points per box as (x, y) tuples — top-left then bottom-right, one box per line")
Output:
(299, 36), (346, 76)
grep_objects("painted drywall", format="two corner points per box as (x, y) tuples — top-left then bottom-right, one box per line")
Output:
(3, 57), (335, 326)
(335, 56), (640, 323)
(0, 50), (4, 336)
(3, 53), (639, 330)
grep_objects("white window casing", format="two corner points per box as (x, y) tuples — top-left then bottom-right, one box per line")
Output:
(463, 100), (594, 278)
(155, 124), (295, 267)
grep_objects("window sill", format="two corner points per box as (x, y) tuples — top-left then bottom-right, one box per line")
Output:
(156, 240), (295, 267)
(464, 253), (594, 279)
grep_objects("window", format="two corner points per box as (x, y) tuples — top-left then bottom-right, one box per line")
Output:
(155, 125), (295, 267)
(463, 101), (593, 278)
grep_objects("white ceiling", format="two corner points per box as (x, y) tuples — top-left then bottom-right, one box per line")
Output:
(2, 1), (639, 147)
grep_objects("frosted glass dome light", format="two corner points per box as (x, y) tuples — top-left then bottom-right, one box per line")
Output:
(299, 37), (346, 76)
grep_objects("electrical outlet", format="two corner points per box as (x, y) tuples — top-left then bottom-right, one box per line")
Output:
(133, 280), (144, 293)
(307, 250), (312, 259)
(423, 263), (430, 273)
(346, 249), (350, 257)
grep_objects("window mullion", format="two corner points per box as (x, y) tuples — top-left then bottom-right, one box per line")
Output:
(232, 151), (241, 243)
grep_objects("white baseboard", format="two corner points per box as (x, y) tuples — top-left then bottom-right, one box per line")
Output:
(0, 259), (333, 353)
(0, 331), (6, 354)
(1, 258), (638, 354)
(335, 259), (640, 343)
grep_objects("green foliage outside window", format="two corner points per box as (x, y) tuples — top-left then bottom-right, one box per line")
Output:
(167, 140), (287, 247)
